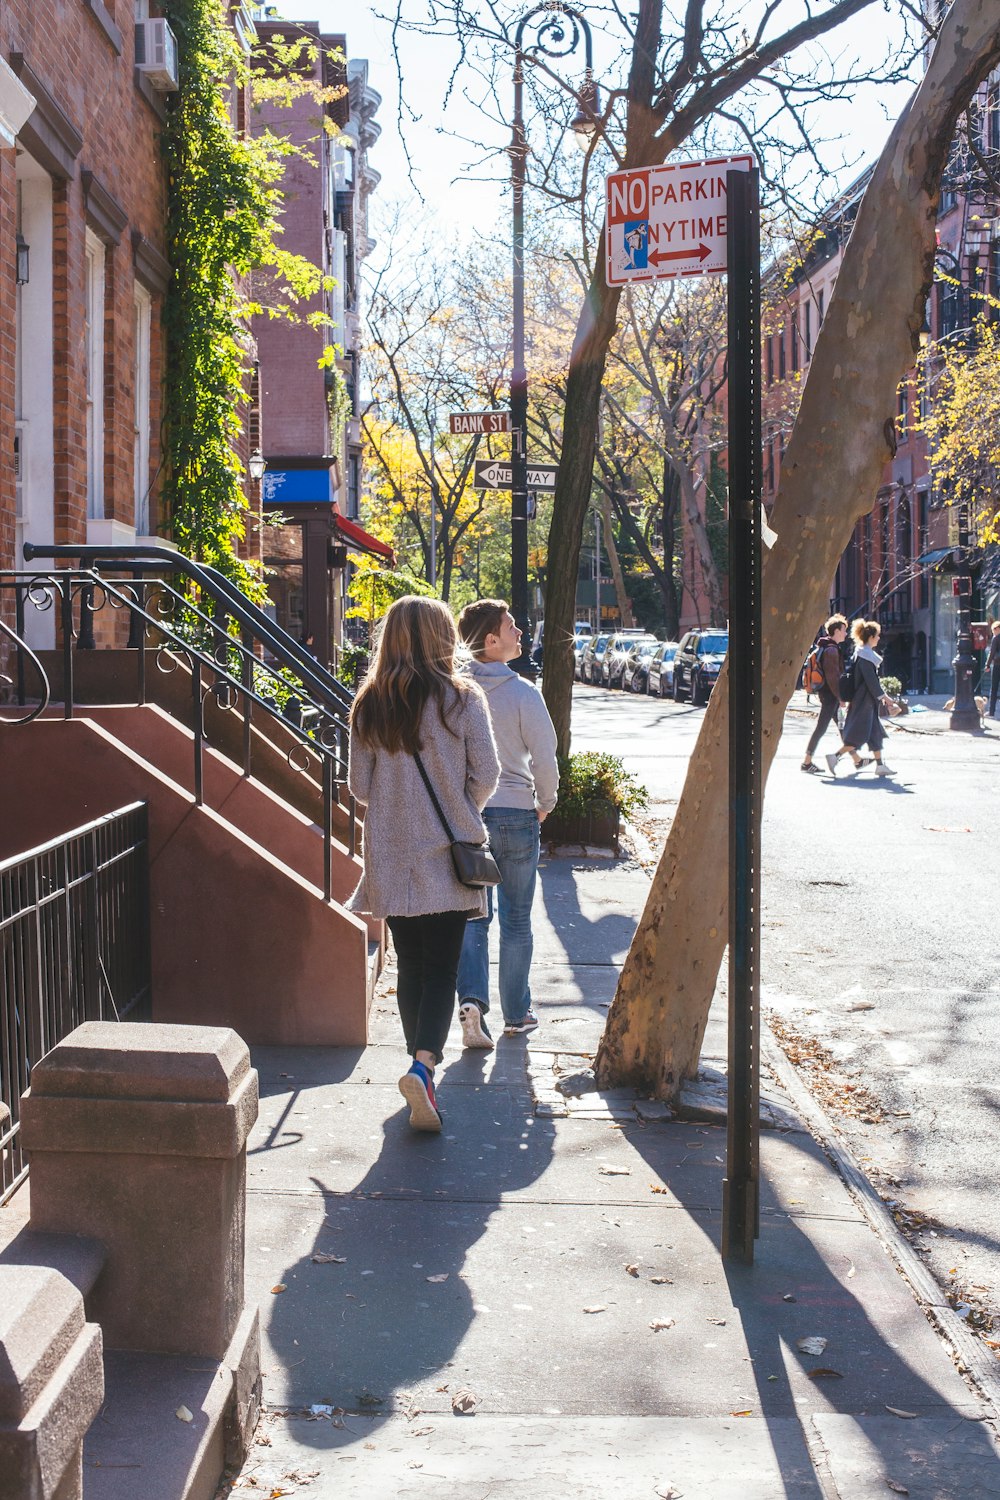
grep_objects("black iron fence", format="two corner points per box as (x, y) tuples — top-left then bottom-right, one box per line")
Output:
(0, 803), (151, 1201)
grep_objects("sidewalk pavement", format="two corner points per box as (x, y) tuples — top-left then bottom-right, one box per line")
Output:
(225, 854), (1000, 1499)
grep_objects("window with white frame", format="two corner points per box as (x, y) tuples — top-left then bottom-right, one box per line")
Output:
(133, 283), (152, 533)
(85, 231), (106, 520)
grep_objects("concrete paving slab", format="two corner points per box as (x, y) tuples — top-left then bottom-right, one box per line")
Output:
(812, 1414), (1000, 1499)
(233, 1413), (825, 1498)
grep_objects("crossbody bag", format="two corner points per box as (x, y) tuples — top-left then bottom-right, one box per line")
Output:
(412, 751), (502, 889)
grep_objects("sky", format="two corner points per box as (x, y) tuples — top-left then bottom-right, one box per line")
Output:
(286, 0), (922, 251)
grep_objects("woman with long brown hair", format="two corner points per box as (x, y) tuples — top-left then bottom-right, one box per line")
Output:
(826, 619), (896, 778)
(348, 596), (500, 1131)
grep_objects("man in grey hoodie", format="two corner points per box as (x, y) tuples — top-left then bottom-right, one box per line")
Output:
(455, 599), (559, 1043)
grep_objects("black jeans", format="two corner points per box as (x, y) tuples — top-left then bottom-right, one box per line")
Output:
(386, 911), (469, 1065)
(990, 663), (999, 716)
(805, 689), (840, 757)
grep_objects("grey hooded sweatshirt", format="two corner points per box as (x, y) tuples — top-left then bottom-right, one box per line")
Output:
(464, 659), (559, 814)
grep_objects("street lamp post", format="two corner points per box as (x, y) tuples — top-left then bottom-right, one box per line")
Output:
(509, 2), (598, 676)
(929, 247), (980, 731)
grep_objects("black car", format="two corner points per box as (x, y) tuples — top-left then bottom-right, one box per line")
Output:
(672, 629), (729, 705)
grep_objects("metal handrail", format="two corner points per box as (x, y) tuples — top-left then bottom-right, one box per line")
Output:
(2, 565), (358, 892)
(22, 542), (354, 715)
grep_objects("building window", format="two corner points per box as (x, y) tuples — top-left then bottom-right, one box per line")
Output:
(778, 327), (786, 379)
(791, 316), (799, 373)
(766, 433), (774, 493)
(938, 278), (960, 338)
(133, 284), (152, 534)
(897, 383), (908, 435)
(85, 230), (106, 521)
(765, 335), (773, 385)
(804, 300), (812, 360)
(817, 288), (825, 326)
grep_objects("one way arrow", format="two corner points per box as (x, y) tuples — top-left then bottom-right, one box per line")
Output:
(648, 243), (712, 267)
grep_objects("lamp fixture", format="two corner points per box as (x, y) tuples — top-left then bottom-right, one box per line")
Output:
(248, 449), (266, 482)
(15, 231), (29, 286)
(570, 72), (601, 151)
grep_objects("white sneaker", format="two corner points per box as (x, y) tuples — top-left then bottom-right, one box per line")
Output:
(825, 752), (839, 777)
(875, 763), (896, 777)
(459, 1002), (494, 1051)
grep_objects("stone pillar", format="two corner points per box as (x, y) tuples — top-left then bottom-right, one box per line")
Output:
(20, 1021), (259, 1359)
(0, 1265), (103, 1500)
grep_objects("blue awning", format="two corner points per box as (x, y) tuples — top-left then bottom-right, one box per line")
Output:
(262, 468), (334, 505)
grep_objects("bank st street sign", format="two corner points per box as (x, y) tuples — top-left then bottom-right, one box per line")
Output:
(605, 154), (755, 286)
(448, 411), (512, 436)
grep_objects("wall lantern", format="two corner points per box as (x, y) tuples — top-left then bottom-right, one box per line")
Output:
(248, 449), (266, 482)
(15, 231), (29, 286)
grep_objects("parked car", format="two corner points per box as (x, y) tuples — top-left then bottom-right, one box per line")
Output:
(672, 629), (729, 705)
(580, 633), (610, 684)
(622, 638), (661, 692)
(645, 641), (679, 697)
(601, 630), (653, 688)
(573, 627), (594, 678)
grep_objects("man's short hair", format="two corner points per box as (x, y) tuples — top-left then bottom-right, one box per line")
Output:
(458, 599), (509, 658)
(825, 613), (848, 634)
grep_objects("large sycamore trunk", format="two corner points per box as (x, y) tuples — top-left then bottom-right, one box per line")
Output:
(595, 0), (1000, 1097)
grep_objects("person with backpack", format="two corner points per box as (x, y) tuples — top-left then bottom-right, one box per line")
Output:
(826, 619), (896, 778)
(985, 621), (1000, 718)
(800, 615), (849, 774)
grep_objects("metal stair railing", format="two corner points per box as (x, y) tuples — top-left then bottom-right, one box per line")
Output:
(1, 554), (358, 899)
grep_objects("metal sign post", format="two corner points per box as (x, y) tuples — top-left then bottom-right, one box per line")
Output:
(721, 166), (762, 1265)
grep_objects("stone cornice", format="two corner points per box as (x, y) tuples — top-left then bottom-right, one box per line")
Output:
(82, 169), (128, 246)
(9, 55), (83, 181)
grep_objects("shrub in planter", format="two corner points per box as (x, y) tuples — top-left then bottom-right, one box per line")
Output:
(544, 752), (649, 852)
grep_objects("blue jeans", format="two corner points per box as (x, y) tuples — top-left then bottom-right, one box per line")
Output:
(456, 807), (540, 1026)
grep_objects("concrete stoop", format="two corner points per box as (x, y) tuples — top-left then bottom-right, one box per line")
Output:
(0, 712), (381, 1047)
(84, 1310), (261, 1500)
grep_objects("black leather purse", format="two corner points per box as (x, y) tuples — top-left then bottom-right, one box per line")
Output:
(413, 752), (502, 889)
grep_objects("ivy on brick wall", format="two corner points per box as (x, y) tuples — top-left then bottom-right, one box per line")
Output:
(162, 1), (334, 599)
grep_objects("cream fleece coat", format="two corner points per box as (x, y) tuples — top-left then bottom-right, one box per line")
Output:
(347, 684), (501, 919)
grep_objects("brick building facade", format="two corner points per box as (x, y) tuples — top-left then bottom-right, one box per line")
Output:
(1, 1), (172, 644)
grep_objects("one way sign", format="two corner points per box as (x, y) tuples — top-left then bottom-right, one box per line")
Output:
(473, 460), (558, 491)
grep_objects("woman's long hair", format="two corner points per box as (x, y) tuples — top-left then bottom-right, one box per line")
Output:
(350, 595), (468, 754)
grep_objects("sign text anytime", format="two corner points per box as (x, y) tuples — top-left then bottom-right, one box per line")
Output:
(605, 155), (754, 286)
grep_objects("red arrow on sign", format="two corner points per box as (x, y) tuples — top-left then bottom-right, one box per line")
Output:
(648, 243), (712, 267)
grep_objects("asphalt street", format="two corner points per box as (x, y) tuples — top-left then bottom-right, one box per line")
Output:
(569, 679), (1000, 1345)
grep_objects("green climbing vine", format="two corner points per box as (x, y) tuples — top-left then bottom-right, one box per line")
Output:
(162, 2), (339, 599)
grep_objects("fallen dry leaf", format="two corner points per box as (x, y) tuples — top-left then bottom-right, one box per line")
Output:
(650, 1275), (673, 1285)
(625, 1264), (640, 1277)
(731, 1409), (753, 1416)
(650, 1185), (669, 1194)
(707, 1317), (727, 1326)
(270, 1284), (287, 1295)
(311, 1253), (346, 1265)
(598, 1165), (631, 1176)
(426, 1274), (449, 1283)
(797, 1336), (827, 1356)
(885, 1482), (909, 1495)
(175, 1404), (194, 1423)
(583, 1304), (607, 1314)
(655, 1485), (683, 1499)
(808, 1368), (844, 1380)
(451, 1389), (478, 1415)
(885, 1406), (918, 1419)
(650, 1318), (676, 1332)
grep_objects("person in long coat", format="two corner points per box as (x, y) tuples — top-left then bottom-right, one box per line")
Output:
(348, 596), (500, 1131)
(826, 619), (896, 778)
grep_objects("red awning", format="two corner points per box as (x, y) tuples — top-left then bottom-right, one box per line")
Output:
(333, 510), (394, 563)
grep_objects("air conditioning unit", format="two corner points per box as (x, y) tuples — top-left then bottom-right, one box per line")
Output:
(135, 18), (179, 91)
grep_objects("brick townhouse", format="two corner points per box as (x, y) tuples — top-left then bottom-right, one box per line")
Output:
(251, 18), (387, 669)
(0, 0), (173, 646)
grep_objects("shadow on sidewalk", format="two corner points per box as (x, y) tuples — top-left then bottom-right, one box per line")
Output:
(253, 1040), (558, 1448)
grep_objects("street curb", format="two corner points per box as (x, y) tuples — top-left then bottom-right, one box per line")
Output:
(761, 1025), (1000, 1423)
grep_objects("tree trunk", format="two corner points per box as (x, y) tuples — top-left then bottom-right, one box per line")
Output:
(601, 493), (635, 627)
(678, 458), (723, 625)
(595, 0), (1000, 1097)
